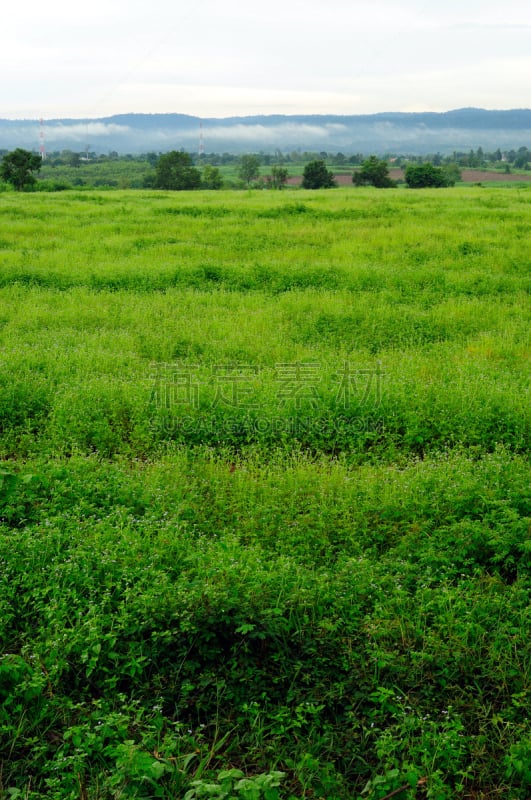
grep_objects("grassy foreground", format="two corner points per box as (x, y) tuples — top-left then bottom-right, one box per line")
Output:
(0, 187), (529, 799)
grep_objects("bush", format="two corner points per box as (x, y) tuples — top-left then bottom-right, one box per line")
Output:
(35, 180), (72, 192)
(405, 163), (455, 188)
(353, 156), (396, 188)
(302, 160), (336, 189)
(154, 151), (202, 190)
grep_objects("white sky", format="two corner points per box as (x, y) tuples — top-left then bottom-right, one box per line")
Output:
(3, 0), (531, 119)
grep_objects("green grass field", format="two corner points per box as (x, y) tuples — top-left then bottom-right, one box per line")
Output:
(0, 187), (529, 799)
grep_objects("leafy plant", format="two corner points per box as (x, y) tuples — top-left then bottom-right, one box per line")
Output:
(185, 769), (286, 800)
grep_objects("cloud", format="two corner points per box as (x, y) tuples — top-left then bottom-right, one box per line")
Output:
(44, 123), (131, 143)
(449, 22), (531, 30)
(1, 0), (531, 119)
(199, 123), (348, 144)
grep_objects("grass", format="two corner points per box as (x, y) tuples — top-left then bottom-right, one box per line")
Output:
(0, 186), (529, 799)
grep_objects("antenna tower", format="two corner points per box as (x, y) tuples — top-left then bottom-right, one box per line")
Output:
(39, 118), (47, 160)
(198, 121), (205, 156)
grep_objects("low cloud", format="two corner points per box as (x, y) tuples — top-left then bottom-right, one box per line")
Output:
(1, 112), (530, 155)
(199, 122), (348, 144)
(44, 122), (131, 143)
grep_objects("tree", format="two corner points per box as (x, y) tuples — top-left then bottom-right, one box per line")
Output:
(332, 152), (347, 165)
(68, 152), (81, 167)
(442, 163), (462, 185)
(153, 150), (201, 190)
(352, 156), (396, 188)
(0, 148), (42, 191)
(266, 166), (289, 189)
(404, 163), (454, 188)
(238, 154), (261, 185)
(514, 146), (531, 169)
(301, 160), (336, 189)
(201, 164), (223, 189)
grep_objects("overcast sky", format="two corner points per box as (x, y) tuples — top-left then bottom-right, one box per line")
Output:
(3, 0), (531, 119)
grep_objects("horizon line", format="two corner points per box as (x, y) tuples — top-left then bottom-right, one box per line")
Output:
(2, 106), (531, 123)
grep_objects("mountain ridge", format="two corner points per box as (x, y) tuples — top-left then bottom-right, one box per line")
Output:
(1, 108), (530, 154)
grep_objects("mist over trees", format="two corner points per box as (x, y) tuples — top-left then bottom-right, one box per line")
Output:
(2, 109), (531, 155)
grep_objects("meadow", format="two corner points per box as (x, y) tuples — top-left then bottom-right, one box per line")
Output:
(0, 186), (529, 799)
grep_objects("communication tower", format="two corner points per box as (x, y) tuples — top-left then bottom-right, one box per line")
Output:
(39, 118), (47, 160)
(198, 121), (205, 156)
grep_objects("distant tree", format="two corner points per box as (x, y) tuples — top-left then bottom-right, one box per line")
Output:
(352, 156), (396, 188)
(221, 153), (238, 165)
(466, 149), (478, 167)
(332, 152), (347, 166)
(238, 154), (261, 185)
(154, 150), (201, 190)
(59, 150), (82, 167)
(405, 163), (454, 188)
(301, 160), (336, 189)
(0, 148), (42, 191)
(442, 163), (462, 185)
(266, 165), (289, 189)
(201, 164), (223, 189)
(514, 146), (530, 169)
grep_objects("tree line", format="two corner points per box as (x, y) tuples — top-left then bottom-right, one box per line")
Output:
(2, 144), (530, 192)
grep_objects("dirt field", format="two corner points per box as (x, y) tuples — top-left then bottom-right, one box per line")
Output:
(458, 169), (531, 182)
(287, 168), (531, 186)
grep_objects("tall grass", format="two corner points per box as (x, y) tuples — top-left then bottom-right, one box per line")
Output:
(0, 187), (529, 799)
